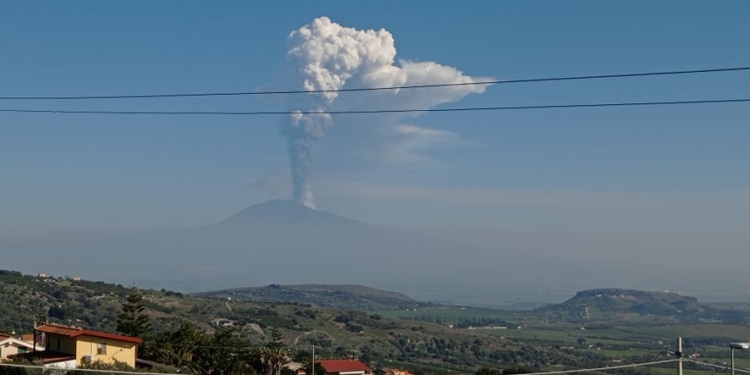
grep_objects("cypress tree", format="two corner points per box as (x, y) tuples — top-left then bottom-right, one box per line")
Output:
(116, 290), (152, 337)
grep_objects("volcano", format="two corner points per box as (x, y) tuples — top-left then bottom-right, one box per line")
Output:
(214, 199), (366, 229)
(19, 200), (451, 293)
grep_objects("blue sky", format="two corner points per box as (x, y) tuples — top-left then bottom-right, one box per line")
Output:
(1, 1), (749, 238)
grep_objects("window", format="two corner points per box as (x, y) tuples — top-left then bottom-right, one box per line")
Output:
(97, 342), (106, 355)
(17, 347), (27, 354)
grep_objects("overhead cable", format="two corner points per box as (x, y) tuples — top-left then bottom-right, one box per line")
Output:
(0, 98), (748, 116)
(0, 66), (749, 100)
(0, 358), (679, 375)
(686, 359), (750, 374)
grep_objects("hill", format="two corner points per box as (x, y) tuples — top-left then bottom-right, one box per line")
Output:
(214, 199), (367, 229)
(533, 288), (743, 324)
(197, 284), (424, 311)
(0, 269), (609, 373)
(4, 200), (464, 295)
(6, 269), (750, 375)
(562, 289), (704, 314)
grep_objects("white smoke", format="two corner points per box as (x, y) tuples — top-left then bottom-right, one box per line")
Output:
(280, 17), (492, 209)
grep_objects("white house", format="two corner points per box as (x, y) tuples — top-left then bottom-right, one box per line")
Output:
(0, 335), (35, 360)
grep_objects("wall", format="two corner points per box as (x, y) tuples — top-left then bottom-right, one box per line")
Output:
(74, 335), (137, 368)
(44, 359), (77, 369)
(45, 334), (77, 355)
(0, 341), (26, 359)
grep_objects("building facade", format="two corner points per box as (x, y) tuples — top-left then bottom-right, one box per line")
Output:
(0, 335), (34, 360)
(318, 359), (372, 375)
(26, 324), (141, 368)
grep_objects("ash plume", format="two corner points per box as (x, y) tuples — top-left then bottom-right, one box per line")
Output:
(280, 17), (492, 209)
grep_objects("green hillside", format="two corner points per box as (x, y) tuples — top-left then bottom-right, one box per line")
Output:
(0, 270), (609, 373)
(532, 288), (748, 325)
(5, 270), (750, 375)
(196, 284), (423, 311)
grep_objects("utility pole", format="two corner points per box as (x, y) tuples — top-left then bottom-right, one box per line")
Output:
(677, 338), (684, 375)
(312, 345), (315, 375)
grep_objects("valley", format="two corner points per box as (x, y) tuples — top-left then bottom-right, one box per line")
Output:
(2, 270), (750, 375)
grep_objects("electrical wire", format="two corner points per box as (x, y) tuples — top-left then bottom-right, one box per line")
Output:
(0, 66), (748, 100)
(0, 362), (183, 375)
(0, 98), (748, 116)
(0, 359), (679, 375)
(686, 359), (750, 374)
(510, 359), (679, 375)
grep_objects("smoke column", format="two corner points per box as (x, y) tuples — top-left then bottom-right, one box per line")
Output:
(281, 17), (491, 209)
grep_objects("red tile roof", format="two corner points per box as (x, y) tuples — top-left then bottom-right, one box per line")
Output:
(35, 324), (142, 344)
(318, 360), (371, 374)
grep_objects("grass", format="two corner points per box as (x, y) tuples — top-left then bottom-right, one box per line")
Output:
(597, 349), (654, 357)
(615, 325), (750, 340)
(376, 306), (518, 321)
(6, 269), (750, 374)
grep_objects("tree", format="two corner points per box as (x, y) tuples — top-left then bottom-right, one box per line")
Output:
(116, 289), (152, 337)
(258, 329), (289, 375)
(476, 368), (502, 375)
(197, 328), (256, 375)
(146, 323), (207, 373)
(503, 367), (534, 375)
(140, 323), (257, 375)
(293, 349), (324, 375)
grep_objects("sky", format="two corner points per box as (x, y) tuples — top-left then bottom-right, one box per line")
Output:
(1, 2), (750, 297)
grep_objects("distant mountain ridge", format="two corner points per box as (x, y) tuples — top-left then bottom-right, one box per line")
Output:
(562, 288), (704, 314)
(213, 199), (368, 229)
(197, 283), (424, 311)
(11, 199), (444, 293)
(535, 288), (746, 324)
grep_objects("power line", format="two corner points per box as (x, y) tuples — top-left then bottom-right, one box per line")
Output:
(0, 98), (748, 116)
(0, 362), (183, 375)
(510, 359), (679, 375)
(687, 360), (750, 374)
(0, 359), (679, 375)
(1, 66), (749, 100)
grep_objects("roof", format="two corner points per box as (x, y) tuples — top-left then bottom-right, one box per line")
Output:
(318, 360), (371, 373)
(286, 362), (307, 371)
(35, 324), (142, 344)
(0, 337), (34, 349)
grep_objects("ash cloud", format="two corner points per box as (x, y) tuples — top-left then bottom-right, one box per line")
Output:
(279, 17), (492, 209)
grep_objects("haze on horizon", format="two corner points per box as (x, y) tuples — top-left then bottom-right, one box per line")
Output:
(1, 2), (750, 307)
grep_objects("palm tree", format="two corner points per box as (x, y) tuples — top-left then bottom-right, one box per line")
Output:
(259, 329), (289, 375)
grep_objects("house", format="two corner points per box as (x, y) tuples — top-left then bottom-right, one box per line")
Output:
(13, 324), (141, 368)
(20, 333), (44, 347)
(318, 360), (372, 375)
(285, 361), (308, 375)
(384, 368), (415, 375)
(0, 334), (34, 360)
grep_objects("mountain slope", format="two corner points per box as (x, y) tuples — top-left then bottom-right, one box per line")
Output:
(0, 269), (611, 373)
(533, 288), (738, 324)
(8, 200), (460, 294)
(562, 289), (704, 314)
(214, 199), (367, 229)
(197, 283), (424, 311)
